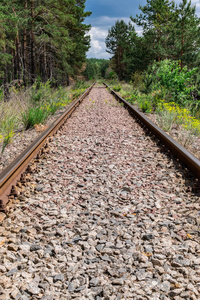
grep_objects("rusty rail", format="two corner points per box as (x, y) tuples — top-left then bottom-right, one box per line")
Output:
(104, 82), (200, 180)
(0, 83), (95, 210)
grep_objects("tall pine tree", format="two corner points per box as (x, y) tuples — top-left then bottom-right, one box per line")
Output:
(105, 20), (133, 80)
(174, 0), (200, 69)
(131, 0), (175, 62)
(0, 0), (91, 96)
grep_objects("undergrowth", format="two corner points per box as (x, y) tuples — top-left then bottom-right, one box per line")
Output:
(0, 80), (91, 153)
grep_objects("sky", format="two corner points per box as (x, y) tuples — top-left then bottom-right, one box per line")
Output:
(84, 0), (200, 59)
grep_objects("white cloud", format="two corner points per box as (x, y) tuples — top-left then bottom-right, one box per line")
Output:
(87, 16), (141, 59)
(87, 2), (200, 59)
(87, 26), (111, 59)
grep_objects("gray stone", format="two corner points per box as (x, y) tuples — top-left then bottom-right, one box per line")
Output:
(53, 273), (64, 282)
(26, 283), (40, 295)
(6, 268), (18, 276)
(136, 269), (147, 281)
(89, 278), (99, 287)
(159, 281), (171, 293)
(68, 283), (75, 292)
(96, 244), (105, 251)
(142, 234), (154, 240)
(30, 244), (41, 251)
(100, 255), (111, 262)
(151, 258), (163, 266)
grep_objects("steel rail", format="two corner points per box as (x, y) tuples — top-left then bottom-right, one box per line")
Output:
(104, 82), (200, 180)
(0, 83), (95, 210)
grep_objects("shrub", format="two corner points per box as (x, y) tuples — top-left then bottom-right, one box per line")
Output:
(143, 59), (197, 106)
(156, 101), (200, 135)
(112, 85), (121, 92)
(22, 106), (48, 129)
(140, 99), (152, 113)
(0, 115), (18, 154)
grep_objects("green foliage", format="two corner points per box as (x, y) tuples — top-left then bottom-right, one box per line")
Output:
(123, 93), (136, 104)
(84, 59), (109, 80)
(112, 85), (121, 92)
(0, 0), (91, 89)
(143, 59), (197, 106)
(22, 81), (72, 129)
(105, 20), (135, 80)
(0, 115), (18, 154)
(71, 88), (86, 100)
(106, 0), (200, 82)
(22, 107), (48, 129)
(140, 100), (152, 113)
(72, 81), (90, 91)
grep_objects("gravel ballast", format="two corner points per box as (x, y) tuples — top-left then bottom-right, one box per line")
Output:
(0, 86), (200, 300)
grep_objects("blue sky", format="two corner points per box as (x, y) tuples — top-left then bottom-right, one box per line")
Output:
(85, 0), (200, 59)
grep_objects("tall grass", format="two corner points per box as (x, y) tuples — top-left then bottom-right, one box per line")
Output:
(0, 93), (26, 153)
(0, 80), (91, 153)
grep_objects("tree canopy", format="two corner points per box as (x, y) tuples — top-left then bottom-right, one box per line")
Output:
(0, 0), (91, 97)
(105, 0), (200, 81)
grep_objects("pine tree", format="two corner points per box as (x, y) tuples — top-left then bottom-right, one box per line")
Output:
(174, 0), (200, 69)
(105, 20), (133, 80)
(0, 0), (91, 96)
(131, 0), (175, 62)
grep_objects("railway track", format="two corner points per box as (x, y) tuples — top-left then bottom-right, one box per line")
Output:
(0, 82), (199, 211)
(0, 83), (95, 210)
(0, 85), (199, 299)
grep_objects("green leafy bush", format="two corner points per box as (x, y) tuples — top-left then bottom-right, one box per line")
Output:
(143, 59), (197, 106)
(112, 85), (121, 92)
(22, 107), (48, 129)
(123, 93), (136, 104)
(139, 99), (152, 113)
(72, 81), (90, 91)
(0, 115), (18, 153)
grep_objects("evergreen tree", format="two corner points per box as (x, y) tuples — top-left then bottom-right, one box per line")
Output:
(173, 0), (200, 69)
(122, 28), (153, 79)
(131, 0), (175, 62)
(105, 20), (133, 80)
(0, 0), (91, 96)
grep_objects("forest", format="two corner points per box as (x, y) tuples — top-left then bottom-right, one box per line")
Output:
(0, 0), (91, 97)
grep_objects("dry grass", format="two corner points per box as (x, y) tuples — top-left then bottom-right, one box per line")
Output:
(0, 88), (31, 153)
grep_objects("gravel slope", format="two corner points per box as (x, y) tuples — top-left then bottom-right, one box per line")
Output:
(0, 86), (200, 300)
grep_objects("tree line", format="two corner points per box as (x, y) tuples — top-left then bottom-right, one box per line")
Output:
(84, 58), (109, 80)
(105, 0), (200, 81)
(0, 0), (91, 98)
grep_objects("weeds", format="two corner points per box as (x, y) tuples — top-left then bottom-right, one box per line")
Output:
(156, 109), (176, 131)
(0, 80), (91, 154)
(0, 115), (18, 153)
(22, 106), (48, 129)
(112, 85), (121, 92)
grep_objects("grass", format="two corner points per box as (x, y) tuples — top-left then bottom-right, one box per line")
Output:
(107, 80), (200, 145)
(22, 106), (49, 130)
(0, 93), (26, 153)
(0, 80), (92, 153)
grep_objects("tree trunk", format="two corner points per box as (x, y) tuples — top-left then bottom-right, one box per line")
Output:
(30, 0), (35, 84)
(23, 0), (28, 86)
(3, 47), (9, 101)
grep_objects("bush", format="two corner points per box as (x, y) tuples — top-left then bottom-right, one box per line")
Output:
(112, 85), (121, 92)
(143, 59), (197, 106)
(139, 99), (152, 113)
(22, 106), (48, 129)
(123, 92), (137, 104)
(0, 115), (18, 154)
(72, 80), (90, 91)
